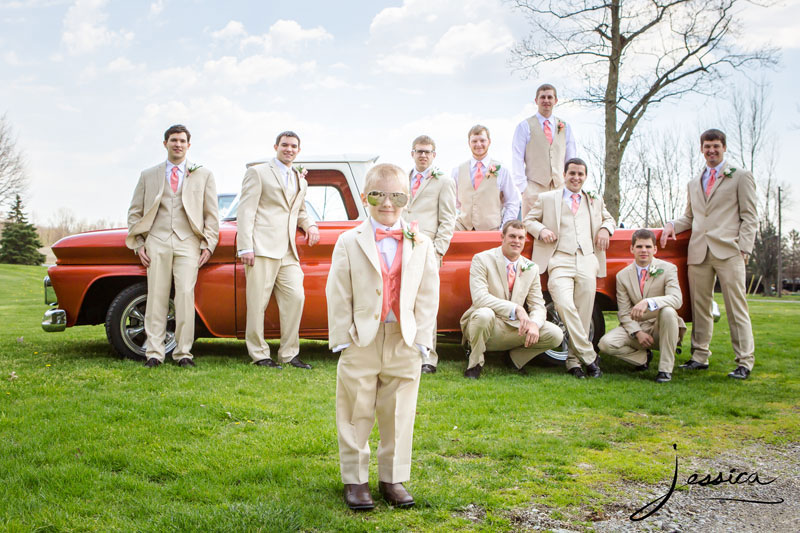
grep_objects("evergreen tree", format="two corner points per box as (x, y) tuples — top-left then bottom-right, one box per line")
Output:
(0, 194), (45, 265)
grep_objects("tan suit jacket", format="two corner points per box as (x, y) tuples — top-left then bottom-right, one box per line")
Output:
(403, 169), (457, 258)
(126, 161), (219, 251)
(524, 188), (616, 277)
(236, 160), (314, 260)
(326, 219), (440, 350)
(616, 258), (686, 336)
(672, 162), (757, 264)
(460, 247), (546, 331)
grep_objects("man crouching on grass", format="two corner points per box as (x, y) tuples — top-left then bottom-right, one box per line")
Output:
(326, 163), (440, 510)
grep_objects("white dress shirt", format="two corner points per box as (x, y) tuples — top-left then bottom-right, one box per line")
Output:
(511, 113), (577, 194)
(451, 154), (521, 226)
(165, 160), (186, 191)
(273, 157), (296, 196)
(701, 160), (725, 193)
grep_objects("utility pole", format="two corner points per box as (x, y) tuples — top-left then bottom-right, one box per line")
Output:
(645, 168), (651, 227)
(777, 186), (783, 298)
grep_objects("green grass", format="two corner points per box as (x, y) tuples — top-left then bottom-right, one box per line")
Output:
(1, 264), (798, 532)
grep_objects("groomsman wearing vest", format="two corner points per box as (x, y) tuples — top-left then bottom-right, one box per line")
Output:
(237, 131), (320, 369)
(127, 124), (219, 367)
(452, 124), (520, 231)
(403, 135), (457, 374)
(524, 158), (616, 378)
(660, 129), (757, 379)
(598, 229), (686, 383)
(327, 163), (439, 510)
(460, 220), (564, 379)
(512, 84), (577, 217)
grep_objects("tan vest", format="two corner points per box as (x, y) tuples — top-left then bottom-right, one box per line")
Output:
(525, 116), (566, 188)
(149, 181), (193, 241)
(556, 194), (593, 255)
(456, 160), (503, 231)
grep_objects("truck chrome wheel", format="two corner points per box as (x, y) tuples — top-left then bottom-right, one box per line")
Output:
(105, 282), (177, 360)
(541, 301), (605, 364)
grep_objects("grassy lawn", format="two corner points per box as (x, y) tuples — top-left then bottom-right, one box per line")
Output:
(1, 264), (798, 532)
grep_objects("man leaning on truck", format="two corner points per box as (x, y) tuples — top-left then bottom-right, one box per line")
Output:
(126, 124), (219, 368)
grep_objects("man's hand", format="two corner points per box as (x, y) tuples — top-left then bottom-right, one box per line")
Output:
(595, 228), (611, 251)
(635, 331), (654, 348)
(660, 223), (675, 248)
(240, 251), (255, 266)
(137, 247), (150, 268)
(198, 249), (211, 267)
(523, 322), (540, 348)
(306, 225), (320, 246)
(539, 228), (557, 243)
(630, 300), (650, 321)
(515, 305), (533, 336)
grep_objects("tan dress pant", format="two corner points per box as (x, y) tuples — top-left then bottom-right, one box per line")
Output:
(244, 251), (304, 363)
(688, 250), (755, 370)
(547, 251), (599, 370)
(144, 233), (200, 362)
(463, 308), (564, 369)
(598, 307), (682, 373)
(336, 322), (421, 485)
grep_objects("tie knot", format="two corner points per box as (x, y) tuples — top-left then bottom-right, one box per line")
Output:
(376, 228), (403, 241)
(416, 173), (424, 179)
(171, 166), (179, 176)
(476, 161), (483, 170)
(507, 263), (515, 274)
(709, 168), (717, 178)
(571, 193), (580, 200)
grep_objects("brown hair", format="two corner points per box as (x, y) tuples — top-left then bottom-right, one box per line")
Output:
(700, 128), (726, 148)
(275, 130), (301, 147)
(468, 124), (490, 140)
(564, 157), (587, 174)
(502, 220), (525, 235)
(164, 124), (190, 142)
(412, 135), (436, 151)
(536, 83), (558, 99)
(631, 229), (657, 246)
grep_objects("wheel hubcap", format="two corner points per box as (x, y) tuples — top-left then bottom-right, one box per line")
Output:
(119, 294), (176, 357)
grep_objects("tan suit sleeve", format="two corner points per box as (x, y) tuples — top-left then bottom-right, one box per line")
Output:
(434, 177), (457, 257)
(413, 240), (441, 348)
(650, 263), (682, 311)
(672, 187), (694, 234)
(296, 179), (315, 232)
(236, 167), (261, 252)
(524, 265), (547, 326)
(617, 271), (641, 336)
(470, 254), (516, 319)
(126, 171), (147, 251)
(326, 236), (354, 349)
(200, 171), (219, 252)
(736, 170), (758, 254)
(524, 196), (546, 238)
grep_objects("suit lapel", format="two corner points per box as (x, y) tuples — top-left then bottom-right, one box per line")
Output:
(494, 248), (510, 299)
(628, 264), (642, 300)
(355, 221), (382, 275)
(269, 160), (291, 206)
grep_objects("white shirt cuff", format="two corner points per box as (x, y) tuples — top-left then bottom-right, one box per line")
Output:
(647, 298), (658, 311)
(416, 343), (429, 357)
(332, 343), (350, 353)
(237, 249), (253, 257)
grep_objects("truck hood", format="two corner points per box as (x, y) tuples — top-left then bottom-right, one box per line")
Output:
(51, 228), (136, 265)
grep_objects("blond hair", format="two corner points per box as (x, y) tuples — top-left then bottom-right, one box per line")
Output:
(364, 163), (409, 194)
(412, 135), (436, 151)
(467, 124), (490, 140)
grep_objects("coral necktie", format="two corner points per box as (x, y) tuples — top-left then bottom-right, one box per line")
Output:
(412, 173), (423, 197)
(473, 162), (484, 190)
(571, 193), (580, 214)
(705, 168), (717, 197)
(507, 262), (516, 294)
(543, 120), (553, 145)
(639, 269), (647, 295)
(170, 166), (179, 193)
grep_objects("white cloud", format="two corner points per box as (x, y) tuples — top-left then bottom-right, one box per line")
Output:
(202, 55), (301, 86)
(3, 51), (23, 66)
(302, 75), (371, 91)
(211, 20), (246, 40)
(61, 0), (134, 55)
(211, 18), (333, 52)
(149, 0), (164, 16)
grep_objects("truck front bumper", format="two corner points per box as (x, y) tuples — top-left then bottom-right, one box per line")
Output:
(42, 308), (66, 332)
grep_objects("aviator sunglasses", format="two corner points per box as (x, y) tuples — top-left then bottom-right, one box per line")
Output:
(366, 190), (409, 207)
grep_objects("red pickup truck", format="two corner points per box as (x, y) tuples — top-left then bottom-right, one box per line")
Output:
(42, 155), (692, 362)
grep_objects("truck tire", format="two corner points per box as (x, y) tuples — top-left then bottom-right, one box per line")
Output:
(539, 300), (606, 365)
(105, 281), (176, 361)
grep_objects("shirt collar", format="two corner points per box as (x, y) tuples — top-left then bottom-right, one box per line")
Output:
(502, 253), (519, 269)
(166, 160), (186, 174)
(635, 263), (652, 276)
(414, 166), (432, 178)
(471, 155), (491, 169)
(273, 157), (291, 175)
(705, 160), (725, 176)
(562, 188), (581, 201)
(536, 112), (554, 128)
(369, 216), (402, 232)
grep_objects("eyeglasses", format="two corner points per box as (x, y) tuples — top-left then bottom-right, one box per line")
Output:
(413, 149), (434, 155)
(366, 190), (408, 207)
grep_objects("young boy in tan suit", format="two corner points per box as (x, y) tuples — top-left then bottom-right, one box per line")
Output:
(326, 163), (440, 510)
(598, 229), (686, 383)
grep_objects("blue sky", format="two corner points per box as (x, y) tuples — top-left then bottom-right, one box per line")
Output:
(1, 0), (798, 229)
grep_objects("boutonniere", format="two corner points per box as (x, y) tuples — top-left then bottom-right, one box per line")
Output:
(520, 261), (535, 273)
(294, 165), (308, 178)
(723, 167), (736, 178)
(187, 164), (202, 174)
(557, 121), (565, 133)
(430, 168), (444, 179)
(403, 221), (421, 248)
(487, 164), (501, 178)
(647, 264), (664, 278)
(584, 190), (598, 205)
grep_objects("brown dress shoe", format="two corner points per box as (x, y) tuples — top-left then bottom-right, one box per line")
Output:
(344, 483), (374, 511)
(254, 358), (282, 369)
(379, 481), (414, 508)
(177, 358), (195, 367)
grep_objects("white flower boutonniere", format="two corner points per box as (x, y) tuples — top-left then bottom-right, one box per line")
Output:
(430, 168), (444, 179)
(487, 164), (501, 178)
(520, 261), (535, 273)
(724, 167), (736, 178)
(648, 264), (664, 278)
(294, 165), (308, 178)
(584, 190), (598, 206)
(188, 164), (202, 174)
(403, 221), (421, 248)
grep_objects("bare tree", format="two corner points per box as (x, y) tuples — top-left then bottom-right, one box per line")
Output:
(0, 114), (28, 210)
(509, 0), (779, 220)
